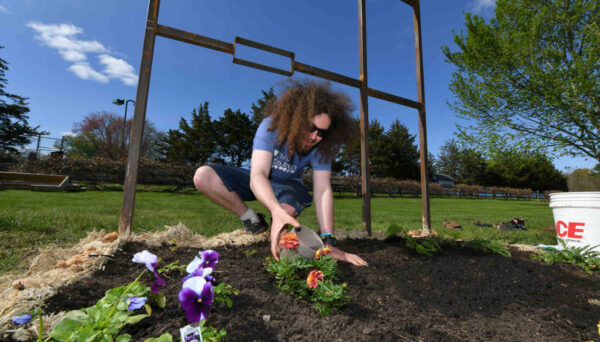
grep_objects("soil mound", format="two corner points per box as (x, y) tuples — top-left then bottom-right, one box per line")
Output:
(35, 239), (600, 341)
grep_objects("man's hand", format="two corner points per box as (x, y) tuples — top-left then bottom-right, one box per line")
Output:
(327, 245), (368, 266)
(270, 207), (301, 261)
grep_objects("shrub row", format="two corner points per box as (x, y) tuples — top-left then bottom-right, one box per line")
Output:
(7, 158), (559, 199)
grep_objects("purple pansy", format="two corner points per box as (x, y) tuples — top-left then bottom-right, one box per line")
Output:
(182, 268), (215, 285)
(186, 250), (219, 271)
(127, 296), (147, 312)
(178, 276), (214, 323)
(132, 250), (166, 293)
(11, 313), (32, 325)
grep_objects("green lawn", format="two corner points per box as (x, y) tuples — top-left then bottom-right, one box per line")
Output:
(0, 189), (557, 273)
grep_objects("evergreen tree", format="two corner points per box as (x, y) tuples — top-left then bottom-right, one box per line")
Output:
(215, 109), (254, 167)
(155, 102), (216, 165)
(375, 119), (419, 180)
(250, 88), (275, 128)
(0, 47), (41, 159)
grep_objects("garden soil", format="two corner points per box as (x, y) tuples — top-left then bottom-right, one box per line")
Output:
(36, 237), (600, 341)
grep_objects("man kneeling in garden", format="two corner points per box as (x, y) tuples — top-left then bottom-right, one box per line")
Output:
(193, 80), (367, 266)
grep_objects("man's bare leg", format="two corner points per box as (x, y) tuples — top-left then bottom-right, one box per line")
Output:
(193, 166), (248, 216)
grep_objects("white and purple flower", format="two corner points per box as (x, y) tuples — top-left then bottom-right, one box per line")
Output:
(178, 276), (214, 323)
(127, 296), (147, 312)
(132, 250), (166, 293)
(11, 313), (32, 325)
(183, 250), (219, 284)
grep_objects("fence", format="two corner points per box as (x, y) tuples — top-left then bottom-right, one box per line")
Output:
(7, 158), (558, 199)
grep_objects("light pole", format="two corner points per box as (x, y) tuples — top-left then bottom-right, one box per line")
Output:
(113, 98), (135, 149)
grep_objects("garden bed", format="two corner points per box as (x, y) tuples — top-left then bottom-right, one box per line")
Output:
(36, 237), (600, 341)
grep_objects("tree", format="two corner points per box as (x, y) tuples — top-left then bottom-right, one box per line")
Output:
(215, 109), (254, 167)
(336, 119), (420, 180)
(443, 0), (600, 163)
(0, 47), (41, 159)
(155, 102), (216, 166)
(373, 119), (420, 180)
(250, 88), (275, 128)
(436, 139), (461, 180)
(485, 149), (567, 191)
(436, 139), (488, 185)
(65, 111), (160, 160)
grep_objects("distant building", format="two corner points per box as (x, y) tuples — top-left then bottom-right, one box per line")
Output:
(431, 173), (455, 188)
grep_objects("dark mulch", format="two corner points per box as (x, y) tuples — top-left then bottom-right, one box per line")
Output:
(42, 238), (600, 341)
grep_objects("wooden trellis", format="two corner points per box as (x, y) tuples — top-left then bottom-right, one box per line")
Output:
(119, 0), (431, 237)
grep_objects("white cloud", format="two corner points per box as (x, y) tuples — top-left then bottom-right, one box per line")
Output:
(98, 54), (138, 86)
(59, 50), (86, 62)
(0, 4), (8, 13)
(26, 21), (137, 86)
(68, 62), (109, 83)
(470, 0), (496, 14)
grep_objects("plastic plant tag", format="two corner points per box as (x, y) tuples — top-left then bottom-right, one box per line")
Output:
(180, 324), (202, 342)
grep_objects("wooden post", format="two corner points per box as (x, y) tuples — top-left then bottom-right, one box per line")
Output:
(118, 0), (160, 237)
(358, 0), (371, 235)
(413, 0), (431, 234)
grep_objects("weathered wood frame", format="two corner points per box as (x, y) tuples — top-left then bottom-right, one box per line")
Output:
(119, 0), (431, 237)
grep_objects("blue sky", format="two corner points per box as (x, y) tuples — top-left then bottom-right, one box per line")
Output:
(0, 0), (595, 171)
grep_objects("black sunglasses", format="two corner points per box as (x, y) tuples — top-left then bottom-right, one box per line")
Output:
(308, 123), (332, 138)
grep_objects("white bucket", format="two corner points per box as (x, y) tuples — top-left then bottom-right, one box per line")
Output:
(549, 192), (600, 250)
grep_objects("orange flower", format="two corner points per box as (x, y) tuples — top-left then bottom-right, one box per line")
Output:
(279, 233), (299, 250)
(307, 270), (324, 289)
(315, 247), (331, 259)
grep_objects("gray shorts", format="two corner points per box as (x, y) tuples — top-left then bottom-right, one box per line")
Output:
(209, 164), (312, 215)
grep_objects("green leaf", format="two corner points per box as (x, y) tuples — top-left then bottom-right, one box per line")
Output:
(49, 319), (81, 342)
(125, 314), (148, 325)
(385, 224), (404, 237)
(144, 333), (173, 342)
(144, 303), (152, 316)
(116, 334), (132, 342)
(149, 292), (166, 309)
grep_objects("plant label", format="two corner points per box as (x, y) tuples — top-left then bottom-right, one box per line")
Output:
(180, 324), (202, 342)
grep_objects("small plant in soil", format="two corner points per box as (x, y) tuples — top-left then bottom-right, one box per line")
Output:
(404, 235), (442, 258)
(265, 232), (349, 316)
(10, 249), (237, 342)
(178, 249), (237, 342)
(531, 240), (600, 274)
(461, 239), (511, 257)
(9, 250), (169, 341)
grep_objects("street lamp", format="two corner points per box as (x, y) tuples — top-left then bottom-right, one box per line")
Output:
(113, 98), (135, 149)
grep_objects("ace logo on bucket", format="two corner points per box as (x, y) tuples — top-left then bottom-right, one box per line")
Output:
(556, 221), (585, 240)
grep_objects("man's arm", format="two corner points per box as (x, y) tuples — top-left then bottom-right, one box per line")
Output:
(250, 149), (300, 260)
(312, 170), (334, 235)
(312, 170), (368, 266)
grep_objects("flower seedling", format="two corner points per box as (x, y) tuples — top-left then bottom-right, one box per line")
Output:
(178, 249), (235, 342)
(47, 250), (166, 342)
(265, 233), (349, 316)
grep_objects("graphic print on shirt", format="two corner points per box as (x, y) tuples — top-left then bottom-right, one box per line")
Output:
(272, 148), (298, 175)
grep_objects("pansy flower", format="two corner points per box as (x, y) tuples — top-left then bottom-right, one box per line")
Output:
(315, 247), (331, 259)
(178, 276), (214, 322)
(307, 270), (324, 289)
(182, 263), (214, 284)
(279, 233), (299, 250)
(11, 313), (32, 325)
(127, 296), (147, 312)
(132, 250), (166, 293)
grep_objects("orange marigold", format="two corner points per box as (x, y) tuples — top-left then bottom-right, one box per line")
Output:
(315, 247), (331, 259)
(306, 270), (324, 289)
(279, 233), (299, 250)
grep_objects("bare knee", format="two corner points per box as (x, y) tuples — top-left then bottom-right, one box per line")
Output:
(193, 166), (216, 193)
(281, 203), (298, 217)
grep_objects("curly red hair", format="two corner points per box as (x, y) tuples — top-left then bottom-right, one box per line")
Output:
(264, 79), (354, 162)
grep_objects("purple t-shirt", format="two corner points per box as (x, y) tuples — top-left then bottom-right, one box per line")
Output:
(252, 117), (331, 180)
